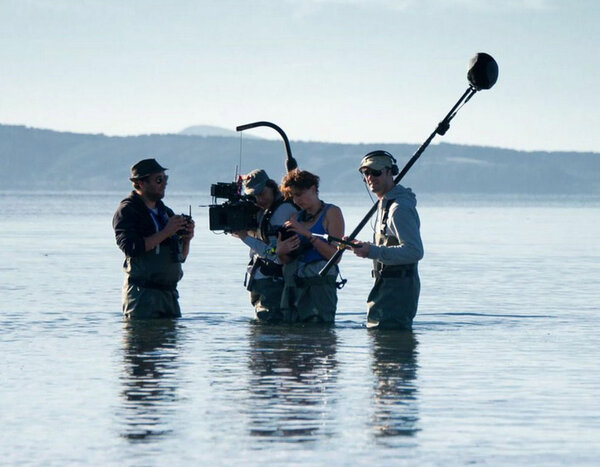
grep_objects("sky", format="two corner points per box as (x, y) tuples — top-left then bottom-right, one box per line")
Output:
(1, 0), (599, 152)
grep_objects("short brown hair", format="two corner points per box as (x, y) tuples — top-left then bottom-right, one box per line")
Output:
(280, 169), (320, 199)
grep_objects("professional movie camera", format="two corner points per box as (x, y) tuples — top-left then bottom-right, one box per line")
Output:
(208, 179), (260, 233)
(208, 121), (299, 234)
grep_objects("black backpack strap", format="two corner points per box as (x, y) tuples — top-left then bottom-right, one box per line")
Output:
(259, 196), (287, 242)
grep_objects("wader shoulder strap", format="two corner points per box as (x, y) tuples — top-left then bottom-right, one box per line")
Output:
(380, 199), (395, 239)
(377, 199), (396, 246)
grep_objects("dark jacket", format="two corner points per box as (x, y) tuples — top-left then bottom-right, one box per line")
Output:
(112, 191), (175, 258)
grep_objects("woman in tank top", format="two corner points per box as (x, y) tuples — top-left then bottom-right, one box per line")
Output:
(276, 169), (345, 324)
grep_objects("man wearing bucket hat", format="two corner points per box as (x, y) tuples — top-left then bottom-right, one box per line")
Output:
(350, 150), (424, 330)
(232, 168), (297, 322)
(112, 158), (194, 319)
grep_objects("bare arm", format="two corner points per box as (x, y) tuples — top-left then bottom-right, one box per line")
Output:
(311, 205), (344, 261)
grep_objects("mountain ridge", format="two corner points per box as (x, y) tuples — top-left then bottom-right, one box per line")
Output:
(1, 124), (599, 194)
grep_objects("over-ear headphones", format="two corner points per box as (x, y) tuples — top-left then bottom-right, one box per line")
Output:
(362, 150), (399, 175)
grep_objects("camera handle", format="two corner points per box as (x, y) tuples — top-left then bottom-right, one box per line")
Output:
(236, 121), (298, 172)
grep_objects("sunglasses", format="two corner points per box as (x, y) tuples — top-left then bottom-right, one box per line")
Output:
(361, 168), (383, 177)
(152, 175), (168, 185)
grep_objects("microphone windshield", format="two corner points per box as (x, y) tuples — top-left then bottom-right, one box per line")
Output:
(467, 53), (498, 90)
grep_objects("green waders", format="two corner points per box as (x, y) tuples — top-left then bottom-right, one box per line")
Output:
(366, 267), (420, 330)
(280, 260), (338, 324)
(367, 198), (420, 330)
(249, 278), (285, 323)
(246, 256), (286, 323)
(122, 243), (183, 319)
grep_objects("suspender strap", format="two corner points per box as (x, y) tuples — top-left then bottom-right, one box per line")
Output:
(378, 199), (395, 243)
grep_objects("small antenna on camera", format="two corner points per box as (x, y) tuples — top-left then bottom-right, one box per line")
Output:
(238, 131), (243, 174)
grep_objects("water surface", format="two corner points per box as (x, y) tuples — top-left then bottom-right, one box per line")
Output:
(1, 191), (599, 465)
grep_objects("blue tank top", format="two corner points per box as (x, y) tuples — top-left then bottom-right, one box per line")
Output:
(298, 204), (331, 264)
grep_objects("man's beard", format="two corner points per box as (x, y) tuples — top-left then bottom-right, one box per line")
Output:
(147, 190), (164, 202)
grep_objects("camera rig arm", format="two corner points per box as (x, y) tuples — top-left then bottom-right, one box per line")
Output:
(236, 121), (298, 172)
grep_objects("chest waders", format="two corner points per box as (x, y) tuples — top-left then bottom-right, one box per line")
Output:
(367, 199), (420, 330)
(245, 198), (292, 323)
(122, 241), (184, 319)
(281, 205), (338, 324)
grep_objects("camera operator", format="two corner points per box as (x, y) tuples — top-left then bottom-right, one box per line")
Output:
(113, 158), (194, 319)
(232, 169), (298, 323)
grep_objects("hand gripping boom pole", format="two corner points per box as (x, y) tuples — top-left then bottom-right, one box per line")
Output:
(318, 53), (498, 277)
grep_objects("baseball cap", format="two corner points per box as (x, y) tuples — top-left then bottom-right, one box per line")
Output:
(242, 169), (269, 195)
(129, 158), (168, 181)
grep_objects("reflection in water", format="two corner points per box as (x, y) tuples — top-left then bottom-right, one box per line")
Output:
(369, 330), (419, 438)
(247, 324), (338, 442)
(119, 319), (180, 442)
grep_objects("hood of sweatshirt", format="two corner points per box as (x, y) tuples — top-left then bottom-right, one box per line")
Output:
(382, 184), (417, 209)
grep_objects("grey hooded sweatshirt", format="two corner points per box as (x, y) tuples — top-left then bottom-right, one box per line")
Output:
(367, 184), (424, 265)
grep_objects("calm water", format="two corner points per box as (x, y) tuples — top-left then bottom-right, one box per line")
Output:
(1, 191), (599, 465)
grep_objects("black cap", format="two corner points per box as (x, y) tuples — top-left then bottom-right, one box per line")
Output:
(129, 158), (168, 181)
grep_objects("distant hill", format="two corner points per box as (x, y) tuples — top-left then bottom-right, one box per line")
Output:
(179, 125), (261, 139)
(1, 124), (599, 194)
